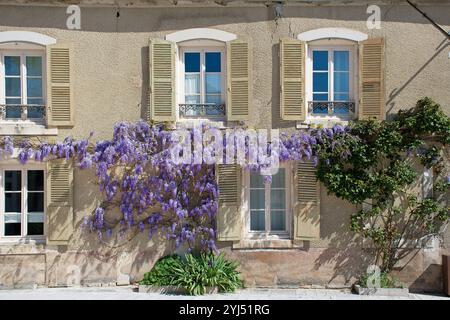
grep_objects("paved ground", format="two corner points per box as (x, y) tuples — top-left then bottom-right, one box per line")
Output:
(0, 286), (448, 300)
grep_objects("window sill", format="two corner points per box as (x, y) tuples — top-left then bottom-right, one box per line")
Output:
(0, 236), (45, 246)
(297, 117), (353, 129)
(176, 118), (227, 129)
(0, 122), (58, 136)
(232, 238), (303, 250)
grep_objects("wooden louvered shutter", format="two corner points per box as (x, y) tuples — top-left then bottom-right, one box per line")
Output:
(359, 38), (385, 120)
(46, 159), (74, 245)
(46, 44), (74, 127)
(280, 38), (305, 121)
(216, 164), (242, 241)
(149, 39), (176, 121)
(294, 161), (320, 240)
(226, 39), (251, 121)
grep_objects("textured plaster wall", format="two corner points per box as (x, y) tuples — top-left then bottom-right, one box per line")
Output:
(0, 4), (449, 290)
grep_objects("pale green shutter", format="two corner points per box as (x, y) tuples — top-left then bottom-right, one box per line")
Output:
(359, 38), (385, 120)
(46, 159), (74, 245)
(149, 39), (176, 121)
(216, 164), (242, 241)
(280, 38), (305, 121)
(46, 44), (74, 127)
(226, 40), (251, 121)
(294, 161), (320, 240)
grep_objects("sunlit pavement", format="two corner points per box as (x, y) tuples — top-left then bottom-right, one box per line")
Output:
(0, 286), (448, 300)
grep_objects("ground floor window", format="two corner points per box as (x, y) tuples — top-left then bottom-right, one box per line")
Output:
(245, 164), (292, 239)
(0, 167), (45, 238)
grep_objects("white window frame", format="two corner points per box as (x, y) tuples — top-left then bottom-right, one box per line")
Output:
(305, 41), (358, 123)
(177, 41), (227, 122)
(0, 48), (46, 124)
(243, 163), (292, 240)
(0, 164), (46, 244)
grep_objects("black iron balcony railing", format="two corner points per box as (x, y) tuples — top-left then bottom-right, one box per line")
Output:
(0, 104), (46, 123)
(308, 101), (356, 117)
(179, 103), (226, 118)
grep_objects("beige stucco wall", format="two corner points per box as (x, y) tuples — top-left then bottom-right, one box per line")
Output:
(0, 3), (449, 290)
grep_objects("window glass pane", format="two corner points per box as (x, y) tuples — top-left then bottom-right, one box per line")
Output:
(205, 95), (222, 105)
(5, 56), (20, 75)
(5, 193), (21, 212)
(5, 77), (21, 96)
(185, 52), (200, 72)
(313, 51), (328, 71)
(28, 170), (44, 191)
(205, 52), (221, 72)
(28, 192), (44, 212)
(27, 223), (44, 236)
(250, 210), (265, 231)
(334, 72), (349, 93)
(185, 73), (200, 94)
(250, 172), (265, 188)
(270, 211), (286, 231)
(27, 78), (43, 97)
(334, 51), (349, 71)
(205, 74), (221, 94)
(250, 189), (265, 210)
(26, 56), (42, 76)
(5, 222), (21, 236)
(5, 171), (21, 191)
(185, 95), (200, 104)
(271, 168), (285, 189)
(5, 105), (21, 118)
(313, 94), (328, 101)
(270, 190), (285, 209)
(27, 213), (44, 236)
(334, 93), (349, 101)
(313, 72), (328, 93)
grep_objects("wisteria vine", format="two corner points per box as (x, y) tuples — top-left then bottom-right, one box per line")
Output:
(0, 120), (353, 252)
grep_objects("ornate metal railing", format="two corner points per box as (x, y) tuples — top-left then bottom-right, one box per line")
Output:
(179, 103), (226, 118)
(0, 104), (46, 122)
(308, 101), (356, 117)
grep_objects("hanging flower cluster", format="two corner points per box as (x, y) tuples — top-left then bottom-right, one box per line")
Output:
(0, 121), (352, 252)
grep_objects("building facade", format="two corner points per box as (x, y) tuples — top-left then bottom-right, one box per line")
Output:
(0, 0), (449, 291)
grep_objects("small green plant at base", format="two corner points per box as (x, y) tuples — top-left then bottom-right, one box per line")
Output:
(357, 271), (403, 289)
(140, 253), (243, 295)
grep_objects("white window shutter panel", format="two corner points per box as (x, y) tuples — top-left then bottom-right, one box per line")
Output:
(216, 164), (242, 241)
(280, 38), (305, 121)
(294, 161), (320, 240)
(149, 39), (176, 122)
(359, 38), (385, 120)
(46, 43), (74, 127)
(46, 159), (74, 245)
(226, 39), (251, 121)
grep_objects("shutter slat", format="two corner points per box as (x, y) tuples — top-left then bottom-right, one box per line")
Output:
(280, 39), (305, 121)
(47, 44), (74, 126)
(149, 39), (175, 121)
(227, 40), (251, 121)
(359, 38), (385, 120)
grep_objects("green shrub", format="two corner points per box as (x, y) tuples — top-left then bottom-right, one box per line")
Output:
(139, 253), (243, 295)
(357, 271), (402, 289)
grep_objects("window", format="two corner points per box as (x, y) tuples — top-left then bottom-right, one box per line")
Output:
(179, 47), (226, 118)
(307, 45), (356, 120)
(246, 166), (291, 239)
(1, 168), (45, 238)
(0, 50), (45, 122)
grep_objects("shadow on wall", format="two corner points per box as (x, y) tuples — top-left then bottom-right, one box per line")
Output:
(409, 263), (443, 293)
(0, 5), (448, 32)
(386, 41), (449, 119)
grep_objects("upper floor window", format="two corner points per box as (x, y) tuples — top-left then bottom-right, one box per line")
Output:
(307, 44), (356, 120)
(0, 48), (45, 124)
(0, 168), (45, 240)
(179, 46), (226, 119)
